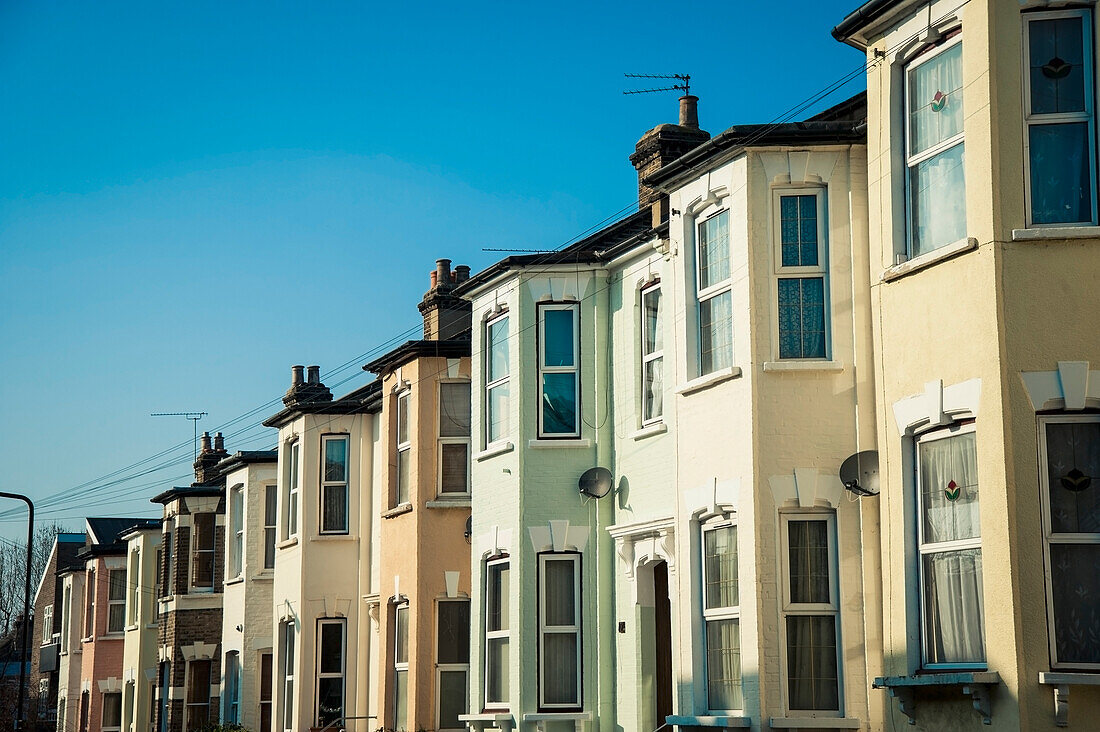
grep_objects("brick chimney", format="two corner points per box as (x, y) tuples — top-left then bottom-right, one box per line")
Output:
(193, 431), (230, 485)
(282, 364), (333, 409)
(418, 258), (472, 341)
(629, 95), (710, 223)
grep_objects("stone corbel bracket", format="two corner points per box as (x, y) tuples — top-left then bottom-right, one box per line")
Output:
(607, 517), (676, 604)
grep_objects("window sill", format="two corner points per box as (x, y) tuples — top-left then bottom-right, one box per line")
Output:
(676, 367), (743, 396)
(426, 498), (472, 508)
(768, 718), (861, 729)
(881, 237), (977, 282)
(763, 360), (844, 373)
(874, 671), (998, 725)
(475, 441), (514, 462)
(251, 571), (274, 582)
(382, 503), (413, 519)
(528, 438), (592, 449)
(458, 713), (515, 732)
(124, 624), (139, 632)
(1013, 225), (1100, 241)
(224, 577), (244, 586)
(630, 422), (667, 441)
(666, 715), (751, 728)
(277, 537), (298, 549)
(98, 633), (124, 640)
(1038, 672), (1100, 727)
(523, 712), (593, 731)
(309, 534), (357, 541)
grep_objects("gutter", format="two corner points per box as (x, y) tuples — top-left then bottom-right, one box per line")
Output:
(831, 0), (901, 48)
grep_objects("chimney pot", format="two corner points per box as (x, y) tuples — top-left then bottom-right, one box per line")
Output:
(435, 259), (452, 287)
(307, 365), (320, 384)
(679, 95), (700, 129)
(200, 432), (212, 453)
(455, 265), (470, 283)
(430, 270), (438, 288)
(213, 432), (225, 452)
(291, 365), (305, 386)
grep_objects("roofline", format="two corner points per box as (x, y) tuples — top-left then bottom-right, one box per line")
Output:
(150, 485), (223, 505)
(831, 0), (929, 49)
(262, 379), (383, 429)
(363, 339), (472, 376)
(216, 450), (278, 474)
(32, 540), (59, 609)
(119, 521), (162, 541)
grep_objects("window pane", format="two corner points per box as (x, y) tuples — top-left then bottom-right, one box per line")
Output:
(909, 43), (964, 156)
(440, 443), (469, 493)
(920, 432), (980, 544)
(543, 633), (579, 705)
(910, 143), (967, 255)
(109, 571), (126, 601)
(544, 559), (576, 626)
(487, 564), (510, 632)
(643, 287), (662, 355)
(699, 291), (733, 375)
(108, 605), (125, 633)
(439, 382), (472, 437)
(488, 318), (509, 381)
(322, 484), (347, 532)
(487, 383), (510, 443)
(788, 520), (830, 604)
(780, 195), (818, 267)
(395, 606), (409, 664)
(265, 485), (278, 524)
(1030, 122), (1093, 225)
(643, 356), (663, 422)
(541, 373), (577, 434)
(317, 677), (343, 726)
(778, 278), (826, 360)
(325, 438), (347, 482)
(438, 670), (467, 730)
(397, 395), (409, 445)
(194, 514), (215, 550)
(543, 309), (575, 367)
(786, 616), (839, 710)
(394, 670), (408, 731)
(438, 601), (470, 665)
(698, 212), (730, 289)
(397, 449), (410, 504)
(320, 623), (343, 675)
(1030, 16), (1086, 114)
(486, 638), (509, 702)
(1049, 543), (1100, 664)
(1044, 421), (1100, 533)
(188, 661), (210, 702)
(705, 526), (738, 609)
(706, 618), (742, 710)
(923, 548), (985, 664)
(103, 693), (122, 726)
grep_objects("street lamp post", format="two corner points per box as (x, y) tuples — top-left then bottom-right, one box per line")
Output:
(0, 492), (34, 731)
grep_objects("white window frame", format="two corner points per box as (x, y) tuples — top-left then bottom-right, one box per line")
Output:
(640, 281), (664, 425)
(320, 434), (350, 534)
(395, 391), (412, 506)
(484, 313), (511, 447)
(264, 484), (277, 569)
(537, 552), (582, 710)
(779, 512), (842, 715)
(484, 557), (510, 709)
(190, 513), (215, 592)
(102, 691), (122, 732)
(904, 35), (966, 256)
(127, 549), (140, 627)
(84, 568), (95, 639)
(60, 585), (71, 651)
(1023, 9), (1098, 227)
(393, 602), (410, 731)
(773, 189), (830, 360)
(107, 569), (126, 634)
(701, 519), (743, 714)
(283, 439), (300, 540)
(537, 302), (580, 438)
(281, 621), (296, 732)
(916, 423), (985, 669)
(186, 659), (212, 731)
(230, 483), (244, 577)
(436, 599), (471, 732)
(438, 380), (472, 496)
(161, 532), (173, 598)
(41, 604), (53, 644)
(316, 618), (347, 727)
(1038, 414), (1100, 670)
(695, 209), (733, 376)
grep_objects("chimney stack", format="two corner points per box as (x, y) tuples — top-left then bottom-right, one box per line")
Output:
(282, 363), (333, 408)
(419, 257), (472, 341)
(194, 431), (229, 485)
(455, 265), (470, 283)
(630, 95), (710, 220)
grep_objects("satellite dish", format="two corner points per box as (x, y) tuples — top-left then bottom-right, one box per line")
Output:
(840, 451), (880, 497)
(579, 467), (614, 499)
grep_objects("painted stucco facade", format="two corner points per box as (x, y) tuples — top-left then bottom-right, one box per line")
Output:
(120, 525), (162, 732)
(56, 569), (85, 732)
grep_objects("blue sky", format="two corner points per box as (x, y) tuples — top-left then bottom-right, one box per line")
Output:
(0, 0), (863, 534)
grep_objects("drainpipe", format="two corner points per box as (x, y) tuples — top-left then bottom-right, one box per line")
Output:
(593, 272), (616, 732)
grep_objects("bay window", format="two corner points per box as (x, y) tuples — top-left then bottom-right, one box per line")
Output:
(107, 569), (126, 633)
(84, 569), (95, 638)
(281, 622), (295, 732)
(484, 558), (510, 708)
(283, 440), (299, 540)
(321, 435), (350, 533)
(395, 392), (411, 505)
(393, 603), (409, 730)
(316, 619), (346, 727)
(906, 37), (966, 256)
(696, 211), (733, 375)
(702, 522), (742, 711)
(264, 485), (277, 569)
(1039, 416), (1100, 668)
(776, 192), (828, 359)
(1024, 10), (1096, 226)
(917, 426), (984, 667)
(437, 600), (471, 731)
(538, 303), (579, 437)
(230, 484), (244, 577)
(781, 515), (840, 712)
(128, 550), (140, 626)
(439, 382), (472, 495)
(641, 282), (664, 423)
(485, 314), (511, 445)
(538, 553), (581, 709)
(191, 513), (215, 590)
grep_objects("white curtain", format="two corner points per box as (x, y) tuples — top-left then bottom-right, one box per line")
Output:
(706, 619), (742, 710)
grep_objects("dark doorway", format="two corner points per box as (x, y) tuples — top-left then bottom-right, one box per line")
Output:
(653, 561), (673, 725)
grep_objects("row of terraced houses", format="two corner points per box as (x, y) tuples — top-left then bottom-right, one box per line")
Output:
(22, 1), (1100, 731)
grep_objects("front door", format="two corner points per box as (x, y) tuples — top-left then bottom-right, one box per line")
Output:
(653, 561), (673, 726)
